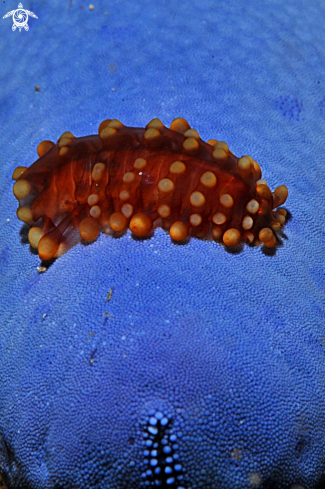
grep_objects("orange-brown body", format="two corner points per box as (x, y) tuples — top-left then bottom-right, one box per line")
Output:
(12, 117), (288, 261)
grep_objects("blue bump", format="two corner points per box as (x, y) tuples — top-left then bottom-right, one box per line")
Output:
(161, 417), (169, 426)
(174, 464), (182, 471)
(150, 458), (158, 467)
(148, 426), (158, 435)
(163, 445), (172, 454)
(165, 466), (173, 474)
(149, 416), (158, 426)
(166, 456), (173, 464)
(170, 434), (177, 442)
(166, 477), (175, 484)
(145, 440), (153, 447)
(151, 449), (157, 457)
(155, 411), (163, 420)
(154, 467), (161, 475)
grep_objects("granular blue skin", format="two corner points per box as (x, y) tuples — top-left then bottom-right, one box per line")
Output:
(1, 0), (325, 488)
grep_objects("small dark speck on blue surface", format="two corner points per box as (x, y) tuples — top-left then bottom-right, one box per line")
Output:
(275, 95), (303, 121)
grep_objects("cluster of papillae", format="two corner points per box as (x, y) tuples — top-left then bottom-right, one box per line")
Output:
(12, 117), (288, 260)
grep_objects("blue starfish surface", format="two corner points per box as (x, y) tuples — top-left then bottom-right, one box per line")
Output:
(0, 0), (325, 488)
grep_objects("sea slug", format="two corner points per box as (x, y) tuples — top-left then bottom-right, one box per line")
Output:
(12, 117), (288, 260)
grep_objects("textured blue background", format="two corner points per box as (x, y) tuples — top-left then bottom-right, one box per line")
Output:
(0, 0), (325, 488)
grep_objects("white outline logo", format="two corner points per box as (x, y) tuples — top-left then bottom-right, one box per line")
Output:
(3, 3), (38, 32)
